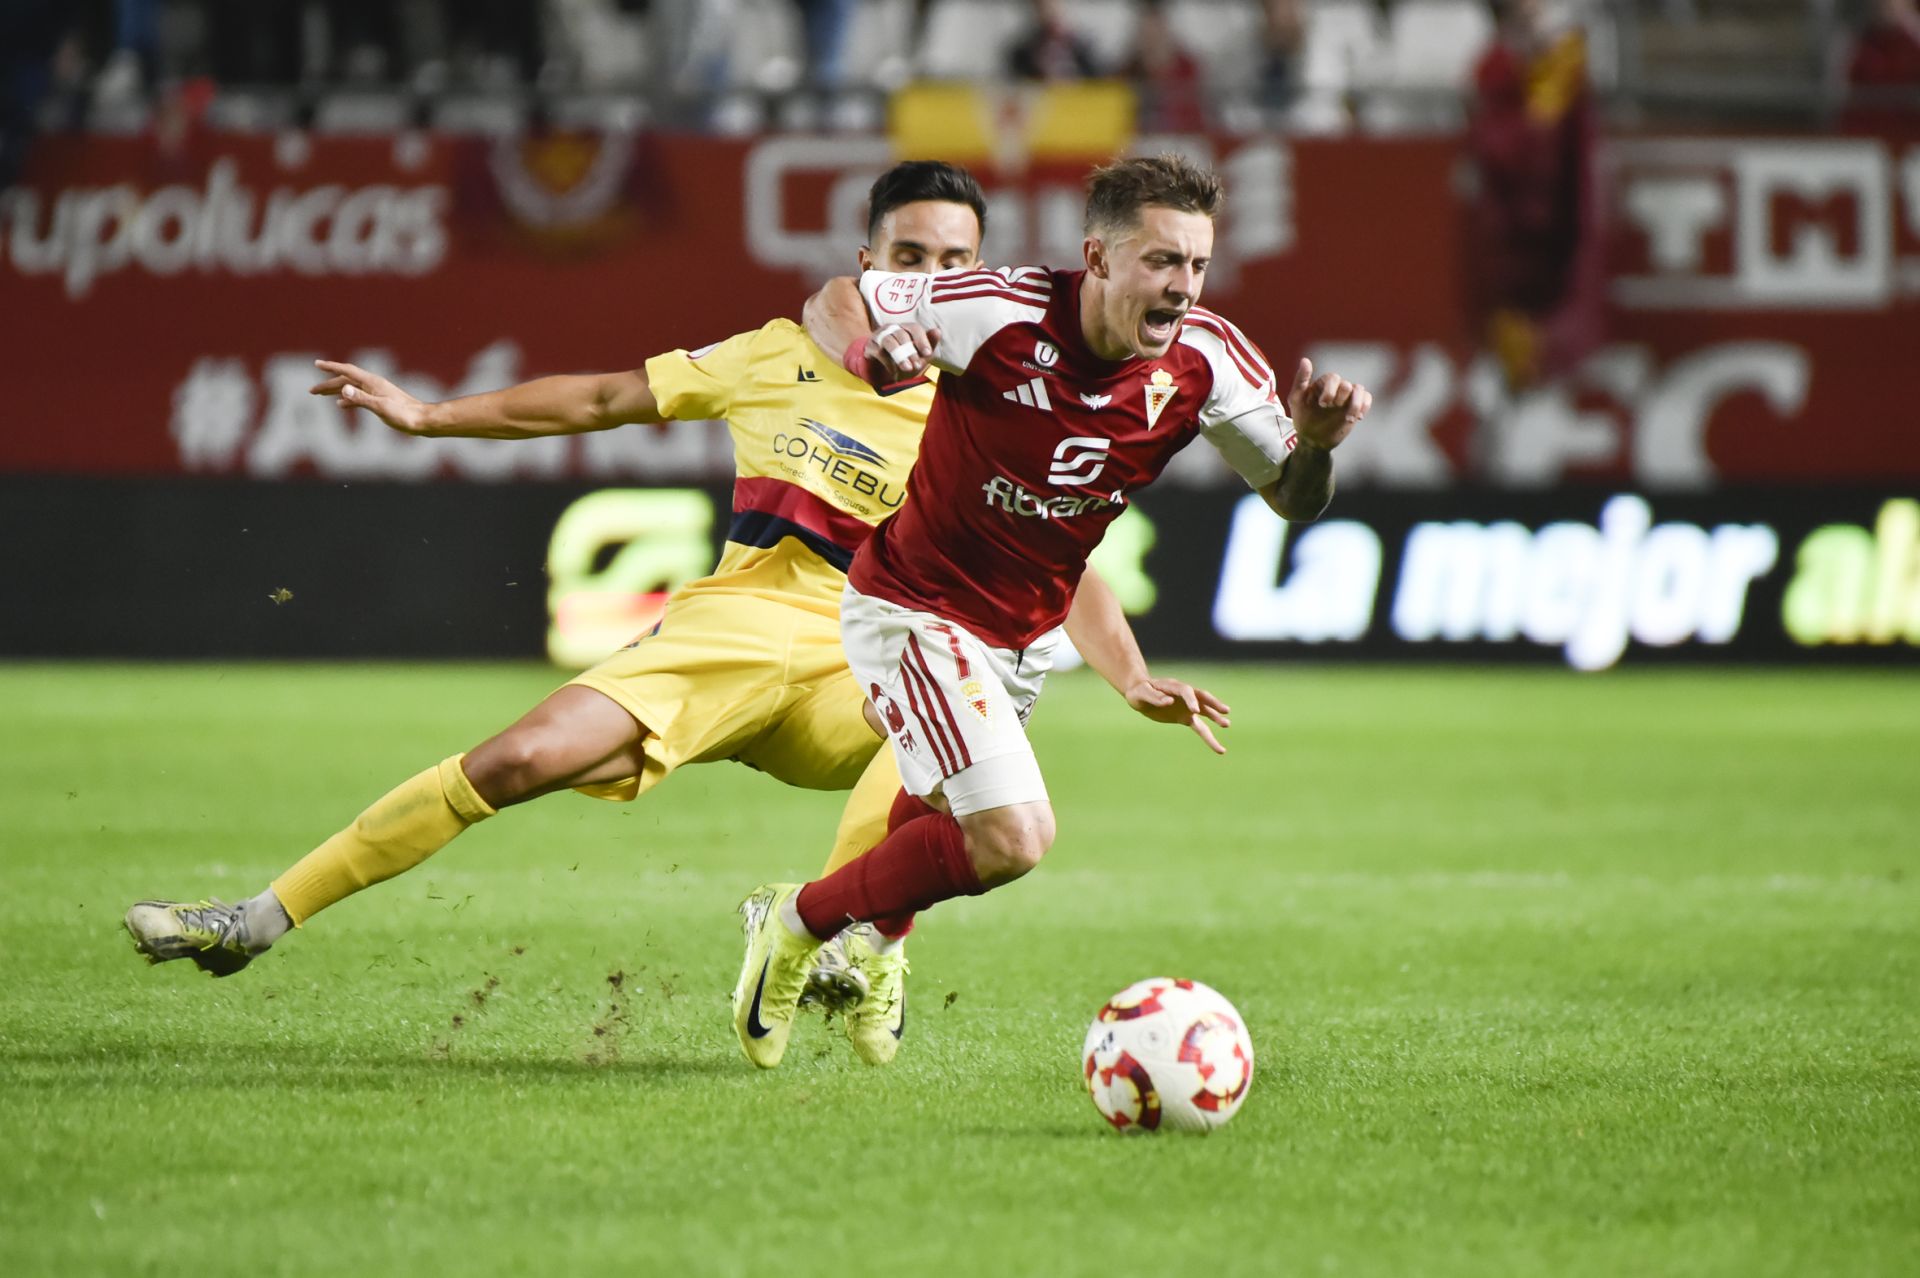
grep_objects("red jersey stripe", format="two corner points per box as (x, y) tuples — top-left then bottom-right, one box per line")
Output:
(1183, 314), (1268, 389)
(1189, 306), (1269, 363)
(923, 287), (1053, 310)
(1187, 309), (1274, 385)
(931, 276), (1051, 303)
(732, 476), (876, 552)
(930, 266), (1053, 289)
(1185, 310), (1267, 378)
(930, 277), (1051, 301)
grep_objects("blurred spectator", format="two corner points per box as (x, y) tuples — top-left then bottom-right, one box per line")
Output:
(654, 0), (736, 97)
(798, 0), (856, 88)
(92, 0), (163, 103)
(1467, 0), (1602, 393)
(1258, 0), (1305, 115)
(325, 0), (405, 83)
(1006, 0), (1099, 81)
(1, 0), (65, 187)
(205, 0), (304, 85)
(448, 0), (547, 86)
(1844, 0), (1920, 128)
(1124, 0), (1205, 131)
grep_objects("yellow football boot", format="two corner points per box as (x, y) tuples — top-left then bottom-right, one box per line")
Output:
(731, 884), (822, 1069)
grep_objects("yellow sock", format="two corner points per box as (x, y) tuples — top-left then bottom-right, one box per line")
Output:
(820, 746), (902, 874)
(271, 755), (496, 925)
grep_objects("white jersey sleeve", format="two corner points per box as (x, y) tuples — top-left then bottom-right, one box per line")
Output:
(859, 267), (1054, 375)
(1179, 309), (1297, 489)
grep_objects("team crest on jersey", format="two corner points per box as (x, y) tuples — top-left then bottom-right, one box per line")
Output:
(1143, 368), (1178, 430)
(1034, 340), (1059, 368)
(960, 678), (991, 722)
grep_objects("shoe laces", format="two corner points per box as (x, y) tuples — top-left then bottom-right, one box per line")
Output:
(176, 898), (248, 952)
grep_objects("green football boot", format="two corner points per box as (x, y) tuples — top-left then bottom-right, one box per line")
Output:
(842, 925), (909, 1067)
(731, 884), (822, 1069)
(123, 899), (263, 977)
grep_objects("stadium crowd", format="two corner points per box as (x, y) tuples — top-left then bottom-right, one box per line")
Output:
(5, 0), (1914, 143)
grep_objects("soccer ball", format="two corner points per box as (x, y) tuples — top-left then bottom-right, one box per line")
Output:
(1082, 978), (1254, 1133)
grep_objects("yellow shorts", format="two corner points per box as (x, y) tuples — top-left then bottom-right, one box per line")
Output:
(566, 589), (882, 801)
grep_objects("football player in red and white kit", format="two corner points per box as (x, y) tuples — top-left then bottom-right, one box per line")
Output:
(732, 155), (1371, 1067)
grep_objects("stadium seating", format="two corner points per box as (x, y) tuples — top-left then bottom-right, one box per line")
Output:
(23, 0), (1845, 135)
(917, 0), (1031, 80)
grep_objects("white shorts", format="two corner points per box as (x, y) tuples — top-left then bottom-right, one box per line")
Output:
(839, 585), (1061, 817)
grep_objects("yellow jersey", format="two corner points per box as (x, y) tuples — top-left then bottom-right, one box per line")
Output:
(644, 318), (935, 619)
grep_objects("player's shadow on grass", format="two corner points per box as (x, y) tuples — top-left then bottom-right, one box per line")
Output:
(2, 1040), (735, 1086)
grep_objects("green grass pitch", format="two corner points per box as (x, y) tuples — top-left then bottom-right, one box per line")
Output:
(3, 662), (1916, 1275)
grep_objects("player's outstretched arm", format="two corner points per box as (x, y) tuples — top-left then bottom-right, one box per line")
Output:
(1258, 357), (1370, 523)
(801, 277), (938, 383)
(310, 361), (662, 439)
(1065, 566), (1231, 755)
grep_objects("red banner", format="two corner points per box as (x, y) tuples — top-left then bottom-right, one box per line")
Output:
(4, 129), (1916, 485)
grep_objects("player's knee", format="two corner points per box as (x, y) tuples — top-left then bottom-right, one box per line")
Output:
(963, 806), (1055, 886)
(464, 734), (562, 806)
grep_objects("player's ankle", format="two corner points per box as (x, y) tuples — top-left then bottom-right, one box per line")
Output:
(241, 890), (293, 951)
(871, 913), (914, 949)
(780, 889), (824, 941)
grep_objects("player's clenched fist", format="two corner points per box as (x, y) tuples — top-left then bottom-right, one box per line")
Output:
(1285, 357), (1370, 451)
(310, 360), (431, 434)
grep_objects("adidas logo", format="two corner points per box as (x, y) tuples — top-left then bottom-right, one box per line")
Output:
(1003, 377), (1054, 412)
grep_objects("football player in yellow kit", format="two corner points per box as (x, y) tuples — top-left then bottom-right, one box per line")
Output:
(124, 161), (1229, 1066)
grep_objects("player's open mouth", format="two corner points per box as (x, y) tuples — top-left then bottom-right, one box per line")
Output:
(1140, 308), (1184, 344)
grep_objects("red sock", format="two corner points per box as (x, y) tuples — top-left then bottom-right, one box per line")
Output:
(887, 787), (931, 833)
(796, 811), (979, 940)
(871, 911), (916, 940)
(870, 788), (933, 937)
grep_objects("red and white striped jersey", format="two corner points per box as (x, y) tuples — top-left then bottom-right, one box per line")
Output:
(853, 266), (1296, 650)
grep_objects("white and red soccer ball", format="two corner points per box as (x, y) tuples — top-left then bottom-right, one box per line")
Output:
(1082, 978), (1255, 1133)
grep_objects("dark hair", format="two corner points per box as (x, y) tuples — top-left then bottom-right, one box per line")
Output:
(865, 160), (989, 245)
(1083, 153), (1224, 235)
